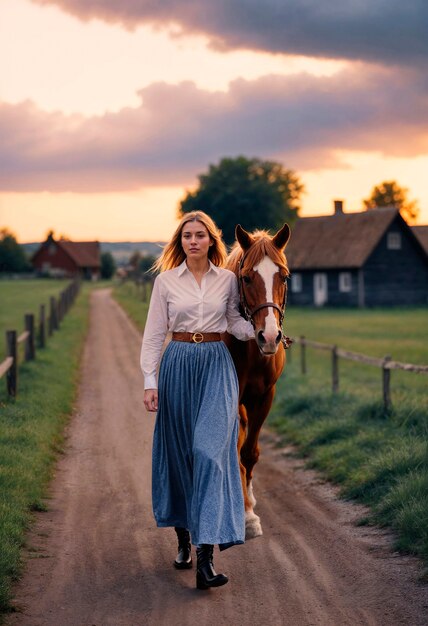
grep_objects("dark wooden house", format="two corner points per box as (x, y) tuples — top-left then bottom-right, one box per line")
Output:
(412, 225), (428, 256)
(286, 202), (428, 307)
(32, 234), (100, 280)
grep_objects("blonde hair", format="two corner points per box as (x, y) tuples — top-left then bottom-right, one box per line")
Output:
(153, 211), (228, 273)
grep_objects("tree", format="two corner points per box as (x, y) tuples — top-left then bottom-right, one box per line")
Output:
(0, 228), (30, 272)
(179, 156), (304, 245)
(100, 251), (116, 279)
(139, 255), (157, 275)
(363, 180), (419, 223)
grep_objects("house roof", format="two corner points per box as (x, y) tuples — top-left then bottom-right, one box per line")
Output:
(58, 240), (100, 268)
(412, 225), (428, 255)
(286, 207), (400, 270)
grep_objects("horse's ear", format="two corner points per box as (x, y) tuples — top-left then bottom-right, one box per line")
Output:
(272, 223), (291, 250)
(235, 224), (254, 250)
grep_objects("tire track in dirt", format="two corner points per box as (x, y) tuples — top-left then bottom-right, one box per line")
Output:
(7, 289), (428, 626)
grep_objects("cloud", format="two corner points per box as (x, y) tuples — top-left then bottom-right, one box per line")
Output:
(32, 0), (428, 66)
(1, 65), (428, 192)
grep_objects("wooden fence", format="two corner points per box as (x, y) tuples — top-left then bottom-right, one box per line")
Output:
(291, 335), (428, 412)
(0, 280), (81, 398)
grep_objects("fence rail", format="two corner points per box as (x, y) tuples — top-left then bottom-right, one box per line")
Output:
(291, 335), (428, 412)
(0, 280), (80, 398)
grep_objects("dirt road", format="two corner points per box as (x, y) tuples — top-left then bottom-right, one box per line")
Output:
(8, 289), (428, 626)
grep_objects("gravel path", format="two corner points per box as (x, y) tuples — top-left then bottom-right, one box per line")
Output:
(7, 289), (428, 626)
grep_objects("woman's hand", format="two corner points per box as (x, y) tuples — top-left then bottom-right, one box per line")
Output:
(144, 389), (158, 412)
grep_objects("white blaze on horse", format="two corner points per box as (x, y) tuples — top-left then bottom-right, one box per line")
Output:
(225, 223), (291, 539)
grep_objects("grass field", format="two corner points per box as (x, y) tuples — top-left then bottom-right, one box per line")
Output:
(269, 306), (428, 573)
(111, 280), (151, 332)
(0, 280), (70, 363)
(0, 282), (91, 615)
(283, 306), (428, 398)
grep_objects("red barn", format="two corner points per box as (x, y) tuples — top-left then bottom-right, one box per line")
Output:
(32, 234), (100, 280)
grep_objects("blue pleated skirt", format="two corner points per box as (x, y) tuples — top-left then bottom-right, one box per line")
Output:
(152, 340), (245, 550)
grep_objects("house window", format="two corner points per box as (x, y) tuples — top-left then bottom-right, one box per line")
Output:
(339, 272), (352, 292)
(291, 273), (302, 293)
(48, 243), (57, 255)
(387, 232), (401, 250)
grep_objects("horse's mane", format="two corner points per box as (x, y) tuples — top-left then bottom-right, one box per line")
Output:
(226, 229), (290, 276)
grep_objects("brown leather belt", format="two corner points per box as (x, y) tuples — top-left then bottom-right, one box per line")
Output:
(172, 332), (222, 343)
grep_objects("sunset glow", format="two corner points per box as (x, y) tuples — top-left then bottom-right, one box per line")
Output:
(1, 0), (427, 242)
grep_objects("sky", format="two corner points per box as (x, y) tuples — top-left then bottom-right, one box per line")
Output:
(1, 0), (427, 242)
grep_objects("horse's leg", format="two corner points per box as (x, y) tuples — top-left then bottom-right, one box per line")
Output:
(241, 386), (276, 538)
(237, 402), (263, 540)
(237, 403), (252, 512)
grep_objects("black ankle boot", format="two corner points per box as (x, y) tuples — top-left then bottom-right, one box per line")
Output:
(174, 527), (192, 569)
(196, 544), (228, 589)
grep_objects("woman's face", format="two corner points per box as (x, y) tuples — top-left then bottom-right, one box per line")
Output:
(181, 220), (212, 262)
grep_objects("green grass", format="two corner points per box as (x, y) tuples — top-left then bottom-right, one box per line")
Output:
(269, 307), (428, 570)
(0, 279), (70, 362)
(0, 284), (91, 615)
(283, 306), (428, 399)
(111, 280), (151, 332)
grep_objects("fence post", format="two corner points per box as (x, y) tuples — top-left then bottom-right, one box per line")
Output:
(50, 296), (58, 331)
(332, 345), (339, 393)
(64, 286), (69, 313)
(57, 292), (63, 324)
(60, 292), (66, 324)
(300, 335), (306, 374)
(24, 313), (35, 361)
(62, 290), (67, 317)
(6, 330), (17, 397)
(287, 339), (292, 364)
(39, 304), (46, 348)
(61, 290), (66, 319)
(48, 307), (53, 336)
(382, 355), (392, 413)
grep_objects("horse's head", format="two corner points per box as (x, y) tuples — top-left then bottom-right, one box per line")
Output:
(231, 223), (291, 355)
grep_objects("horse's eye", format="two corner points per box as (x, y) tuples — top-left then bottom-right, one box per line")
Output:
(243, 275), (251, 284)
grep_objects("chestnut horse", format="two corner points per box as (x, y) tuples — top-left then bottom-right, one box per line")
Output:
(225, 223), (291, 539)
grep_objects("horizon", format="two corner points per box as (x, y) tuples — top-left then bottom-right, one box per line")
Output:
(12, 205), (427, 246)
(1, 1), (428, 238)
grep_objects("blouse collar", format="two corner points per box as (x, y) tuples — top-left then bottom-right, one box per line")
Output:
(177, 259), (220, 277)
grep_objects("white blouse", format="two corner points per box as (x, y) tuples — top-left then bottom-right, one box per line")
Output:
(140, 260), (255, 389)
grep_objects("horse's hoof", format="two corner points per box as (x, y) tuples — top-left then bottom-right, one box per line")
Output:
(247, 481), (257, 508)
(245, 510), (263, 539)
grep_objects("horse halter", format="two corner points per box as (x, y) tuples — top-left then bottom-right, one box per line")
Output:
(237, 253), (292, 349)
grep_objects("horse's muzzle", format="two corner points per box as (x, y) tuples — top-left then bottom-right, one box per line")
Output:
(256, 329), (282, 355)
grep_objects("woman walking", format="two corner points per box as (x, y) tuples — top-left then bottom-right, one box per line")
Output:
(140, 211), (254, 590)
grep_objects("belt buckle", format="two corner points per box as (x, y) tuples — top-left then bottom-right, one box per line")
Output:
(192, 332), (204, 343)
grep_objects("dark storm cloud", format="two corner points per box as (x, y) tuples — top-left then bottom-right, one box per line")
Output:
(32, 0), (428, 66)
(1, 65), (428, 192)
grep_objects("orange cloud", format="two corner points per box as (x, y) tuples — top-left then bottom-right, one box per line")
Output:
(1, 65), (428, 192)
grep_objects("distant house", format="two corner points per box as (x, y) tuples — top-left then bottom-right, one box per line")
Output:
(286, 202), (428, 307)
(32, 234), (101, 280)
